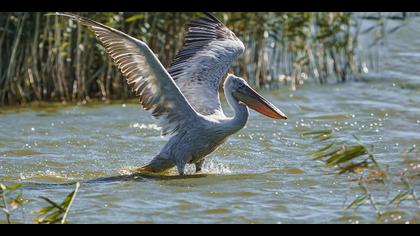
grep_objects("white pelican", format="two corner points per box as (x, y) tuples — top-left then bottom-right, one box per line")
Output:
(56, 12), (288, 175)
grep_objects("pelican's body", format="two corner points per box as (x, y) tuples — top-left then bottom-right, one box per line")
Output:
(57, 12), (287, 175)
(146, 76), (250, 174)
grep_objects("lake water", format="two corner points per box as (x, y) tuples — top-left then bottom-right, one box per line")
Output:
(1, 17), (420, 224)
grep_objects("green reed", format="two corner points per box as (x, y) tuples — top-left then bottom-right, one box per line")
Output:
(0, 183), (27, 224)
(0, 12), (413, 106)
(0, 182), (80, 224)
(304, 129), (420, 223)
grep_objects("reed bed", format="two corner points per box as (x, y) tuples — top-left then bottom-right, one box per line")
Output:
(0, 12), (412, 105)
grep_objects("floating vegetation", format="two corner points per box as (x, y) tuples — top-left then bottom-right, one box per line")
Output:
(311, 114), (354, 120)
(304, 129), (420, 223)
(0, 149), (43, 157)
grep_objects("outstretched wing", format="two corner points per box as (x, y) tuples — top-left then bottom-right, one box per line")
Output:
(168, 13), (245, 116)
(56, 12), (199, 136)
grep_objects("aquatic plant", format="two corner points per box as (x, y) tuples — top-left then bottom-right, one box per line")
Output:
(304, 129), (420, 223)
(303, 130), (381, 175)
(0, 183), (27, 224)
(33, 182), (80, 224)
(0, 182), (80, 224)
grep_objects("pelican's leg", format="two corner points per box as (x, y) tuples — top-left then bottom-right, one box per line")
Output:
(195, 159), (205, 173)
(176, 161), (186, 176)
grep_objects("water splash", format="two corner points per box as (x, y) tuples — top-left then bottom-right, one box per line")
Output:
(118, 166), (140, 175)
(130, 123), (161, 131)
(118, 159), (232, 176)
(19, 170), (76, 181)
(200, 160), (232, 175)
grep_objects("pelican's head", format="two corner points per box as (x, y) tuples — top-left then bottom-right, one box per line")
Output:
(225, 74), (288, 119)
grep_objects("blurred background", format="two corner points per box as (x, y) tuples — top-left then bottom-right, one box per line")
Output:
(1, 12), (419, 106)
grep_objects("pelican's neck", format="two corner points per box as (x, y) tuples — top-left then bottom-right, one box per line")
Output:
(224, 87), (249, 133)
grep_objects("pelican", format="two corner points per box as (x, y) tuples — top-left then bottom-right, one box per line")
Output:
(56, 12), (288, 175)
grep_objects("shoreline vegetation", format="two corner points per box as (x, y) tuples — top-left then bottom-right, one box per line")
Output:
(0, 12), (416, 106)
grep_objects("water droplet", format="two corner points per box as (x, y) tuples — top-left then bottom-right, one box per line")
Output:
(31, 127), (35, 131)
(417, 120), (420, 124)
(122, 104), (127, 108)
(362, 64), (369, 74)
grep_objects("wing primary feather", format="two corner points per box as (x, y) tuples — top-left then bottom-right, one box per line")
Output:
(167, 12), (245, 116)
(56, 12), (199, 136)
(203, 12), (223, 24)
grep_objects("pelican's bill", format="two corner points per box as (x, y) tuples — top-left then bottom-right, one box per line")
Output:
(233, 85), (288, 119)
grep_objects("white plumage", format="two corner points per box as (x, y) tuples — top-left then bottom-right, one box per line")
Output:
(57, 12), (287, 175)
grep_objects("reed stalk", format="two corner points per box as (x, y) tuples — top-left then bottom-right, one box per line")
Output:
(0, 12), (411, 106)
